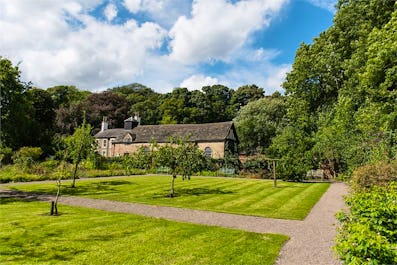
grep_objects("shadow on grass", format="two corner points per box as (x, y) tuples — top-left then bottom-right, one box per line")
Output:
(0, 191), (45, 204)
(152, 187), (235, 198)
(62, 180), (134, 196)
(2, 243), (86, 264)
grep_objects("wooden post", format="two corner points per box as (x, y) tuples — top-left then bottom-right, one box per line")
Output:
(273, 160), (277, 188)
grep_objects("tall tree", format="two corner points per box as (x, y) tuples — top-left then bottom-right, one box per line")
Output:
(270, 0), (397, 179)
(47, 85), (90, 108)
(202, 85), (234, 122)
(0, 57), (31, 149)
(230, 84), (264, 111)
(26, 88), (56, 154)
(234, 96), (286, 154)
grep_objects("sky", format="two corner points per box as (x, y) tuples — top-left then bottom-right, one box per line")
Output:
(0, 0), (336, 94)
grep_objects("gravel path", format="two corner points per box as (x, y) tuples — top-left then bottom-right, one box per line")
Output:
(0, 182), (348, 265)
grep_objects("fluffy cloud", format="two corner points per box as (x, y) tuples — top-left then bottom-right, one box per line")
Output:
(104, 3), (118, 22)
(169, 0), (287, 63)
(264, 64), (291, 92)
(180, 74), (218, 90)
(0, 0), (292, 93)
(0, 1), (166, 90)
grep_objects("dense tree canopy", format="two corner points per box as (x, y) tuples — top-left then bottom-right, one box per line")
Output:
(0, 57), (32, 149)
(270, 0), (397, 180)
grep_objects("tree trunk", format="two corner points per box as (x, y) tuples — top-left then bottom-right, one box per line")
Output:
(71, 161), (78, 188)
(170, 174), (176, 197)
(51, 178), (61, 215)
(71, 145), (83, 188)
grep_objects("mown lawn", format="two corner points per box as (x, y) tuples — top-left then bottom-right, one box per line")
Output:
(0, 198), (287, 265)
(6, 176), (330, 220)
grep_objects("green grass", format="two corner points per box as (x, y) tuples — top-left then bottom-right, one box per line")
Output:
(6, 176), (330, 220)
(0, 198), (287, 265)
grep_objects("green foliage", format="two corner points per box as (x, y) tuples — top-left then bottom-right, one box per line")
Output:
(230, 84), (264, 110)
(26, 88), (56, 154)
(0, 146), (12, 165)
(12, 146), (43, 170)
(64, 119), (96, 186)
(0, 57), (32, 149)
(350, 161), (397, 192)
(241, 156), (270, 178)
(234, 96), (286, 154)
(123, 146), (155, 173)
(270, 1), (397, 179)
(335, 183), (397, 265)
(269, 126), (314, 181)
(64, 121), (95, 163)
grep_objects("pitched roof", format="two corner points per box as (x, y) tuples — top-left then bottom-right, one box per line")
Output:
(94, 121), (237, 143)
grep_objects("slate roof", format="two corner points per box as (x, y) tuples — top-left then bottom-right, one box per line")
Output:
(94, 121), (237, 143)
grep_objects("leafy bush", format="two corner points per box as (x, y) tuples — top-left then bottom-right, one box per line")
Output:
(12, 147), (43, 170)
(350, 161), (397, 192)
(335, 183), (397, 265)
(241, 156), (271, 178)
(0, 147), (12, 165)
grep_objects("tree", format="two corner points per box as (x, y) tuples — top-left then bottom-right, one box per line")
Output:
(47, 85), (90, 108)
(270, 0), (397, 179)
(230, 84), (264, 112)
(234, 96), (286, 154)
(202, 85), (234, 122)
(80, 91), (130, 131)
(0, 57), (32, 149)
(26, 88), (56, 154)
(55, 91), (129, 134)
(154, 137), (205, 197)
(159, 87), (191, 124)
(64, 118), (96, 187)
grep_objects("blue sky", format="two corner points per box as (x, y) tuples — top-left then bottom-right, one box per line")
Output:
(0, 0), (335, 94)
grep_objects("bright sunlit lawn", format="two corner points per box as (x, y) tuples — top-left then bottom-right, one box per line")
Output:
(0, 198), (287, 265)
(6, 176), (330, 220)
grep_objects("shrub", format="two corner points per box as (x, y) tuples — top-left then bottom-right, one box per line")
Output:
(241, 156), (270, 178)
(12, 147), (43, 170)
(335, 183), (397, 265)
(350, 161), (397, 192)
(0, 147), (12, 165)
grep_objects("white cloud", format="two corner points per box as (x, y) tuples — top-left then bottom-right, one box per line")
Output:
(0, 0), (291, 94)
(169, 0), (287, 64)
(104, 3), (118, 22)
(124, 0), (142, 13)
(180, 74), (218, 90)
(124, 0), (191, 28)
(306, 0), (336, 13)
(0, 1), (167, 90)
(264, 64), (291, 92)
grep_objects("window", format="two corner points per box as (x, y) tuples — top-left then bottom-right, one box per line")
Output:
(103, 139), (107, 148)
(204, 147), (212, 157)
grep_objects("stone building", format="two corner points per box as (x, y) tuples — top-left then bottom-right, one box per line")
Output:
(94, 116), (239, 159)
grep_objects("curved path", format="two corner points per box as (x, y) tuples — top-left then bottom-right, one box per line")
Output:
(0, 182), (348, 265)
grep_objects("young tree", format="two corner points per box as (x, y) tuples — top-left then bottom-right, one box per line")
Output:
(64, 118), (96, 187)
(154, 137), (205, 197)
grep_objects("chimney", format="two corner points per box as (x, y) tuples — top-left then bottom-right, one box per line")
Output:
(101, 116), (108, 132)
(124, 116), (139, 130)
(134, 112), (141, 125)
